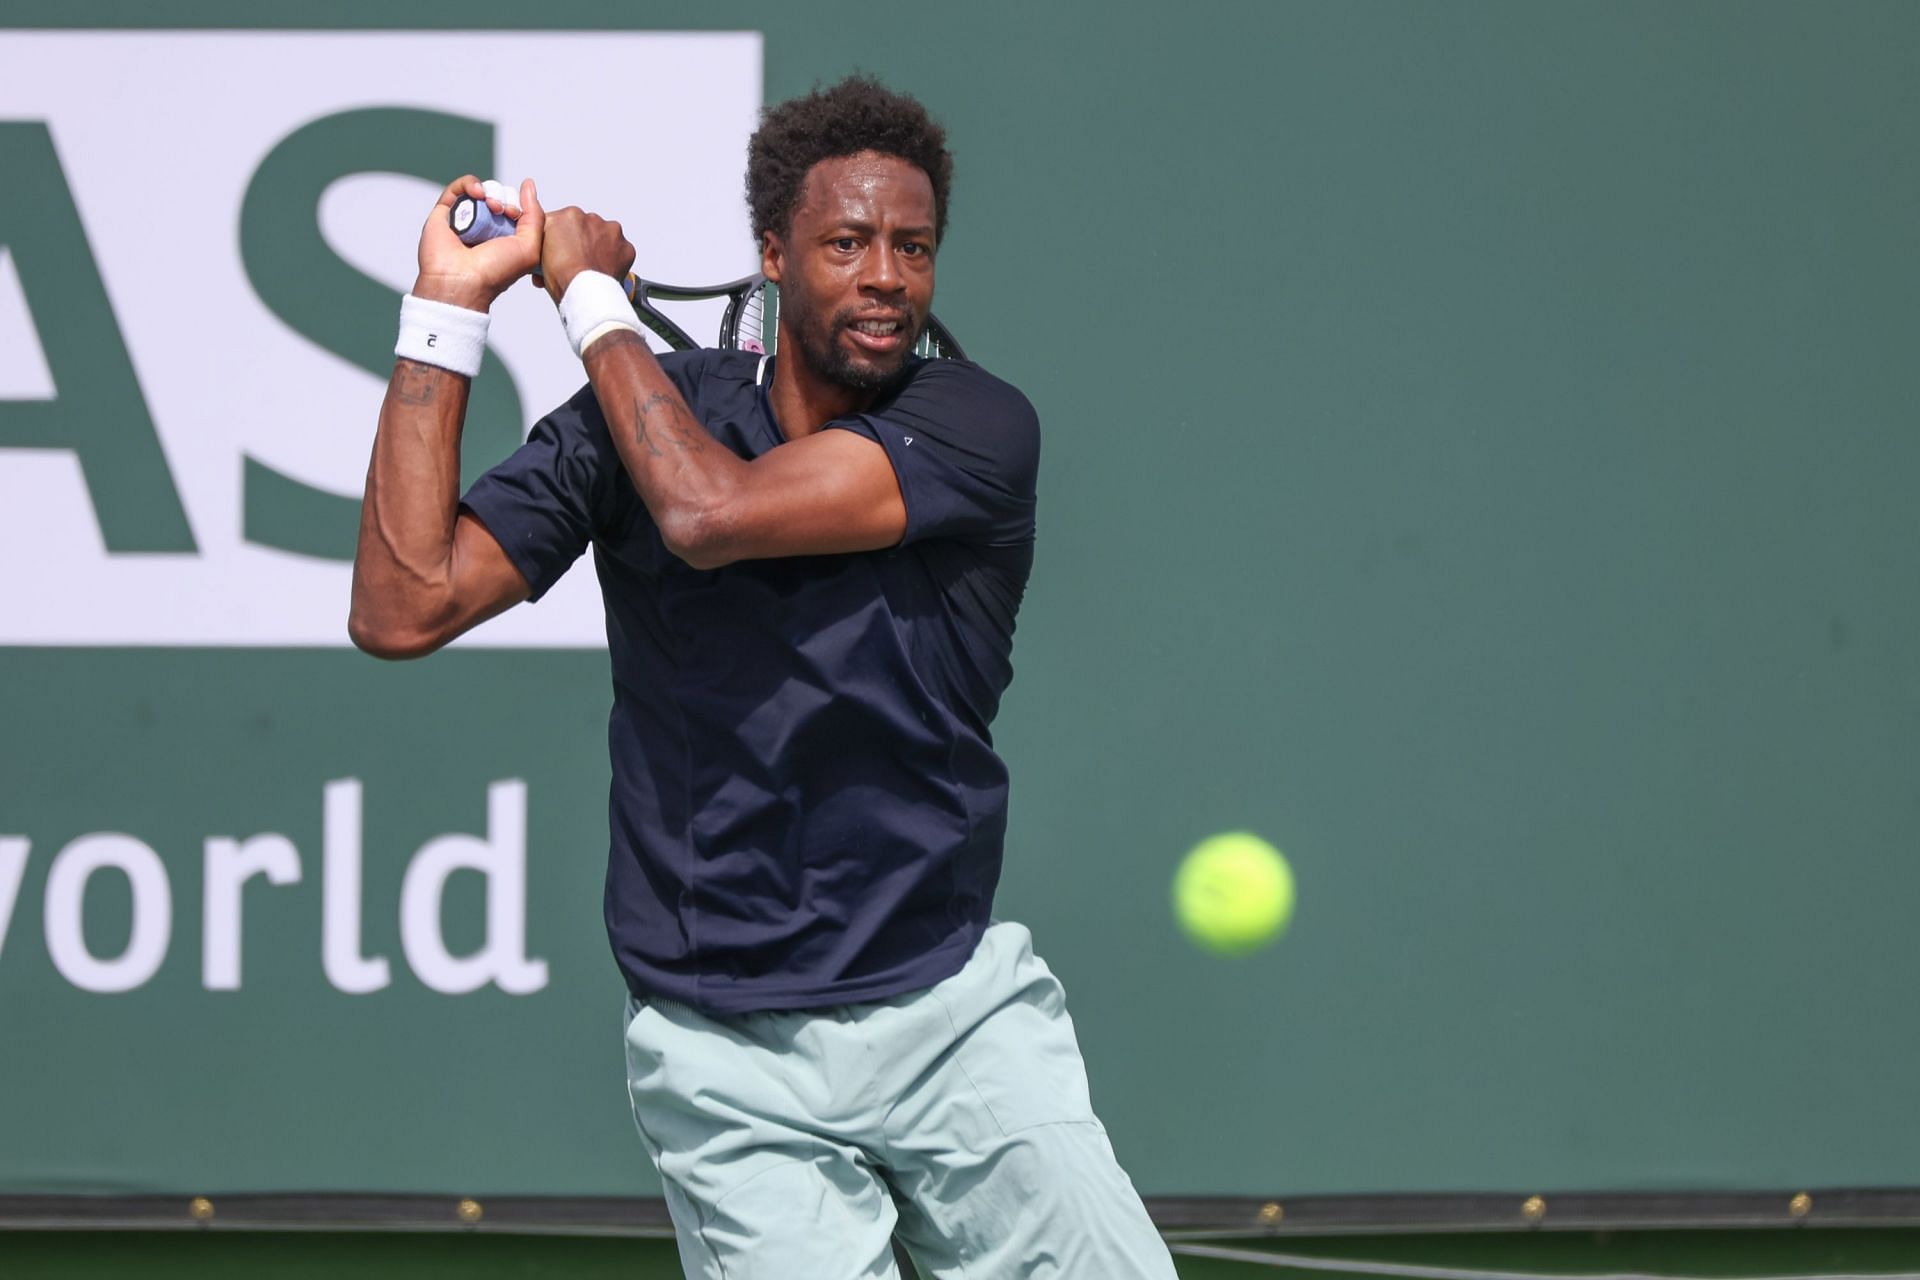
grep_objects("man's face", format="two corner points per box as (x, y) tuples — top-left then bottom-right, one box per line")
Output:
(763, 151), (937, 390)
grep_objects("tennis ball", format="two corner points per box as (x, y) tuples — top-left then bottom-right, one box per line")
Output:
(1172, 832), (1295, 954)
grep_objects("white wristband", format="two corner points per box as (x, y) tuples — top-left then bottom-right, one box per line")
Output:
(558, 271), (642, 358)
(395, 294), (489, 378)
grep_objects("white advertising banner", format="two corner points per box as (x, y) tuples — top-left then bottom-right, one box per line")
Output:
(0, 31), (763, 647)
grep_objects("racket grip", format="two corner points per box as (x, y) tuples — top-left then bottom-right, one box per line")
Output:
(448, 186), (639, 306)
(449, 196), (515, 246)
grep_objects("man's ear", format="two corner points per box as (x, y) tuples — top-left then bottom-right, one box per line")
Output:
(760, 231), (784, 283)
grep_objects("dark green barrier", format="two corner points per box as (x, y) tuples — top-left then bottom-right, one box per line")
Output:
(4, 2), (1917, 1200)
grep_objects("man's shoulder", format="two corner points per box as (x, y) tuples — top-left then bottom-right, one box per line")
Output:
(902, 355), (1028, 400)
(892, 357), (1037, 426)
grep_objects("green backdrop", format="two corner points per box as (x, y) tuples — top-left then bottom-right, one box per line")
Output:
(4, 2), (1917, 1200)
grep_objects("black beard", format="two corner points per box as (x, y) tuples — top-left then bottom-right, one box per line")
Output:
(783, 284), (918, 391)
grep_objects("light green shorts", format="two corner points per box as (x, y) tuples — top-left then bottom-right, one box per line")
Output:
(622, 920), (1177, 1279)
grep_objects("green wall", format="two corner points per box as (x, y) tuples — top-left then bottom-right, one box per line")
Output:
(4, 2), (1917, 1199)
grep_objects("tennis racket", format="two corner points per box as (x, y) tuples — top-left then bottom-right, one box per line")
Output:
(625, 273), (965, 361)
(450, 194), (964, 359)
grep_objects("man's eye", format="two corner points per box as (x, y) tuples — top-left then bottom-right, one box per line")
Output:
(832, 238), (859, 251)
(901, 242), (927, 257)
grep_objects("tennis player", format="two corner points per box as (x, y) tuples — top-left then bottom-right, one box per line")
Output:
(350, 76), (1176, 1278)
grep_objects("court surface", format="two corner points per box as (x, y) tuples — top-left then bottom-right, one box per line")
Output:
(8, 1226), (1920, 1278)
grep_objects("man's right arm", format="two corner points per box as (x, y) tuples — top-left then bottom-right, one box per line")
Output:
(348, 358), (531, 659)
(348, 175), (546, 659)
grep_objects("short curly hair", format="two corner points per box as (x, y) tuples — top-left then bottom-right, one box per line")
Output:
(746, 75), (953, 247)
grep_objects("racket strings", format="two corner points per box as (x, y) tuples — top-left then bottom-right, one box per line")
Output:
(635, 273), (955, 359)
(738, 285), (769, 355)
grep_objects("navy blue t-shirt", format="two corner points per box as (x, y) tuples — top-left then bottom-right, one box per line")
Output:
(461, 350), (1039, 1014)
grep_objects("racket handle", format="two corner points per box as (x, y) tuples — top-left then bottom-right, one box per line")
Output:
(450, 195), (515, 246)
(448, 185), (640, 306)
(449, 202), (642, 307)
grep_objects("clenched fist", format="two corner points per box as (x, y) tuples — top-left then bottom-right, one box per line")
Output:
(540, 207), (638, 303)
(414, 175), (544, 312)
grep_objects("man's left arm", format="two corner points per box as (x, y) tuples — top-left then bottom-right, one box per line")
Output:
(537, 207), (905, 570)
(580, 329), (907, 569)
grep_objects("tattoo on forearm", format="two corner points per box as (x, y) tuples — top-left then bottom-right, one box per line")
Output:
(632, 393), (667, 457)
(581, 331), (710, 460)
(634, 392), (708, 458)
(393, 360), (439, 407)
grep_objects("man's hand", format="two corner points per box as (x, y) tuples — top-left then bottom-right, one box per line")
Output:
(413, 175), (545, 313)
(540, 206), (638, 303)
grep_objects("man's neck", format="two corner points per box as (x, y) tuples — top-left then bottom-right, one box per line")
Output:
(765, 338), (883, 442)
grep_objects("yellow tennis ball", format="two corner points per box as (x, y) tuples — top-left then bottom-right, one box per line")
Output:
(1173, 832), (1296, 954)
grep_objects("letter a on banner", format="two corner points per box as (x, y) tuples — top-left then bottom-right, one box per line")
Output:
(0, 123), (196, 552)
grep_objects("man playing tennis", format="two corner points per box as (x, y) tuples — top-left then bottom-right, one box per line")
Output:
(351, 76), (1175, 1278)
